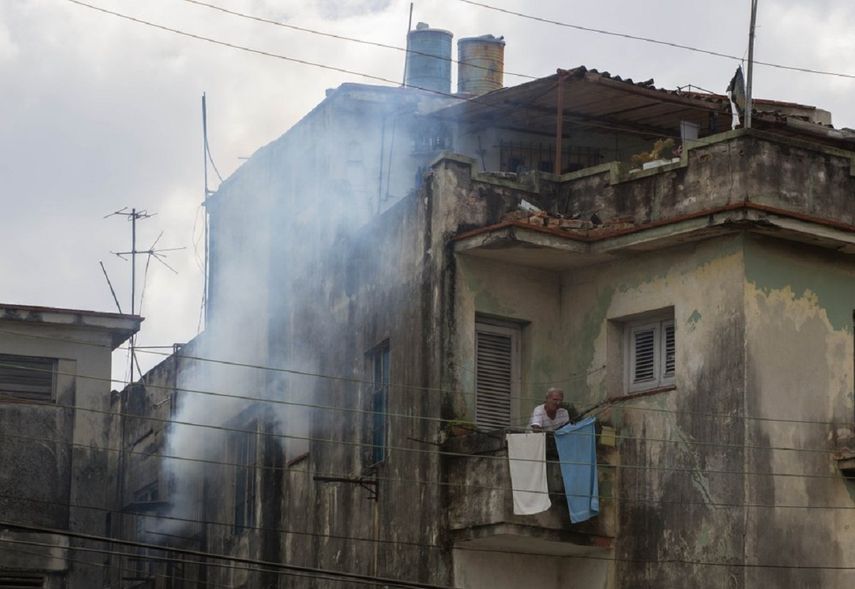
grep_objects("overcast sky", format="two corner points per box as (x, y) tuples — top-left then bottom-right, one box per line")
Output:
(2, 0), (853, 381)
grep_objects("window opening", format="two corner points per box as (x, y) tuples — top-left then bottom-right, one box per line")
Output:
(627, 316), (675, 392)
(366, 342), (390, 466)
(0, 354), (56, 402)
(231, 425), (257, 532)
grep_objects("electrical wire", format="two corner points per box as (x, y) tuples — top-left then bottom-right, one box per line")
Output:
(7, 512), (855, 573)
(63, 0), (455, 98)
(0, 405), (842, 484)
(182, 0), (536, 81)
(0, 539), (230, 589)
(0, 339), (852, 461)
(2, 327), (853, 432)
(0, 521), (459, 589)
(0, 354), (849, 472)
(454, 0), (855, 80)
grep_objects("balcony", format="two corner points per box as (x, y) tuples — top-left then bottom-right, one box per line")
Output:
(443, 427), (617, 555)
(434, 129), (855, 272)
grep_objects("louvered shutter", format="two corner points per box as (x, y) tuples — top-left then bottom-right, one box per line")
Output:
(630, 326), (657, 386)
(662, 321), (675, 379)
(475, 326), (516, 430)
(0, 354), (56, 402)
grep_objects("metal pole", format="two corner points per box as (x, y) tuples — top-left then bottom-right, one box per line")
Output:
(554, 71), (566, 175)
(131, 208), (136, 317)
(202, 93), (210, 328)
(130, 208), (136, 381)
(402, 2), (414, 86)
(745, 0), (758, 129)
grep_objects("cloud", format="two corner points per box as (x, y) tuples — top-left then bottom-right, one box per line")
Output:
(313, 0), (394, 20)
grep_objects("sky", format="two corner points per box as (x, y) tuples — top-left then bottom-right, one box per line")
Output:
(2, 0), (853, 382)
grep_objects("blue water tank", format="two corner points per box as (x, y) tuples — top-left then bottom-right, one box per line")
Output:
(405, 22), (453, 94)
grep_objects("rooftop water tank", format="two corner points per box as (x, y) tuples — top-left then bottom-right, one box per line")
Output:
(457, 34), (505, 95)
(405, 22), (453, 94)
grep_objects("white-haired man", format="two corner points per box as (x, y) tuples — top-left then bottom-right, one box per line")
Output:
(530, 387), (570, 432)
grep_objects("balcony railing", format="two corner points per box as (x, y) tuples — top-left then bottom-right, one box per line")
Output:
(443, 428), (616, 554)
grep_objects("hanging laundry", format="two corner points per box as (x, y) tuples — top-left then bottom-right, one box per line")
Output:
(506, 432), (551, 515)
(554, 416), (600, 523)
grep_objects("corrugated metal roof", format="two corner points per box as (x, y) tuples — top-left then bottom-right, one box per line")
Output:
(433, 66), (840, 142)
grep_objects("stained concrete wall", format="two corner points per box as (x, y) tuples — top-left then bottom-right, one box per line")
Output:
(0, 317), (135, 588)
(452, 230), (751, 586)
(743, 236), (855, 588)
(266, 191), (451, 588)
(186, 92), (855, 589)
(453, 547), (611, 589)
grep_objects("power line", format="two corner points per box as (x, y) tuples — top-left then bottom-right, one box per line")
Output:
(182, 0), (536, 81)
(0, 540), (232, 589)
(64, 0), (445, 96)
(2, 412), (852, 486)
(0, 326), (605, 397)
(1, 327), (852, 432)
(8, 425), (855, 511)
(454, 0), (855, 80)
(0, 354), (851, 463)
(0, 521), (459, 589)
(7, 514), (855, 573)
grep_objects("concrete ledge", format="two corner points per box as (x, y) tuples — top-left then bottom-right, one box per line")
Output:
(452, 523), (613, 556)
(0, 530), (69, 572)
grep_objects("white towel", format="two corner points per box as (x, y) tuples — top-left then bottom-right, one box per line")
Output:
(506, 432), (551, 515)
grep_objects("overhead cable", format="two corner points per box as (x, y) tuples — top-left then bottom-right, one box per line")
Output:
(454, 0), (855, 80)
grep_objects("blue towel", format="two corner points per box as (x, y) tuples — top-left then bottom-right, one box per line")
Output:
(554, 416), (599, 523)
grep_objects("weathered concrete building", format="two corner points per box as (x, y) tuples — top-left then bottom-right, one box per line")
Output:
(120, 60), (855, 588)
(0, 304), (140, 588)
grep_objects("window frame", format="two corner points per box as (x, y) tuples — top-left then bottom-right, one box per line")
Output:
(366, 341), (390, 468)
(625, 316), (675, 393)
(0, 353), (57, 403)
(229, 422), (258, 533)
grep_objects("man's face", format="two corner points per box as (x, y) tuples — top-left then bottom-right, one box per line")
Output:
(545, 392), (563, 411)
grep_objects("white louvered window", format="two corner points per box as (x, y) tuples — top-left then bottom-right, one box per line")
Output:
(627, 318), (675, 392)
(475, 321), (520, 430)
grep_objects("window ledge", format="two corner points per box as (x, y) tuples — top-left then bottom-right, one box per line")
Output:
(619, 385), (677, 402)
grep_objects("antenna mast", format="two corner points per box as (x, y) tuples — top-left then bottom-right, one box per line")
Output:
(745, 0), (759, 129)
(202, 93), (210, 329)
(106, 208), (183, 382)
(401, 3), (414, 86)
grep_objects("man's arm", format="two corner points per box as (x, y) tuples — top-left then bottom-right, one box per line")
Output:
(530, 405), (544, 430)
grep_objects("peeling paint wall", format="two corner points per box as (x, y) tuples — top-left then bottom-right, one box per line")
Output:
(743, 236), (855, 588)
(564, 235), (748, 588)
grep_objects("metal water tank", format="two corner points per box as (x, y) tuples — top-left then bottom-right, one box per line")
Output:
(405, 22), (453, 94)
(457, 34), (505, 95)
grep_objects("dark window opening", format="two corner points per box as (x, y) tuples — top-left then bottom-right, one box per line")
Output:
(366, 342), (390, 467)
(231, 425), (257, 532)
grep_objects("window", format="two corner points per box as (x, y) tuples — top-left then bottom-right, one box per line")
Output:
(0, 353), (56, 402)
(627, 317), (675, 392)
(475, 320), (520, 430)
(366, 342), (390, 466)
(230, 425), (257, 532)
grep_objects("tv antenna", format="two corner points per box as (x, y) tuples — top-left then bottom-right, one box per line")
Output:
(105, 207), (184, 382)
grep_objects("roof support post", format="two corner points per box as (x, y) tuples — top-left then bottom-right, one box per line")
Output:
(554, 69), (567, 175)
